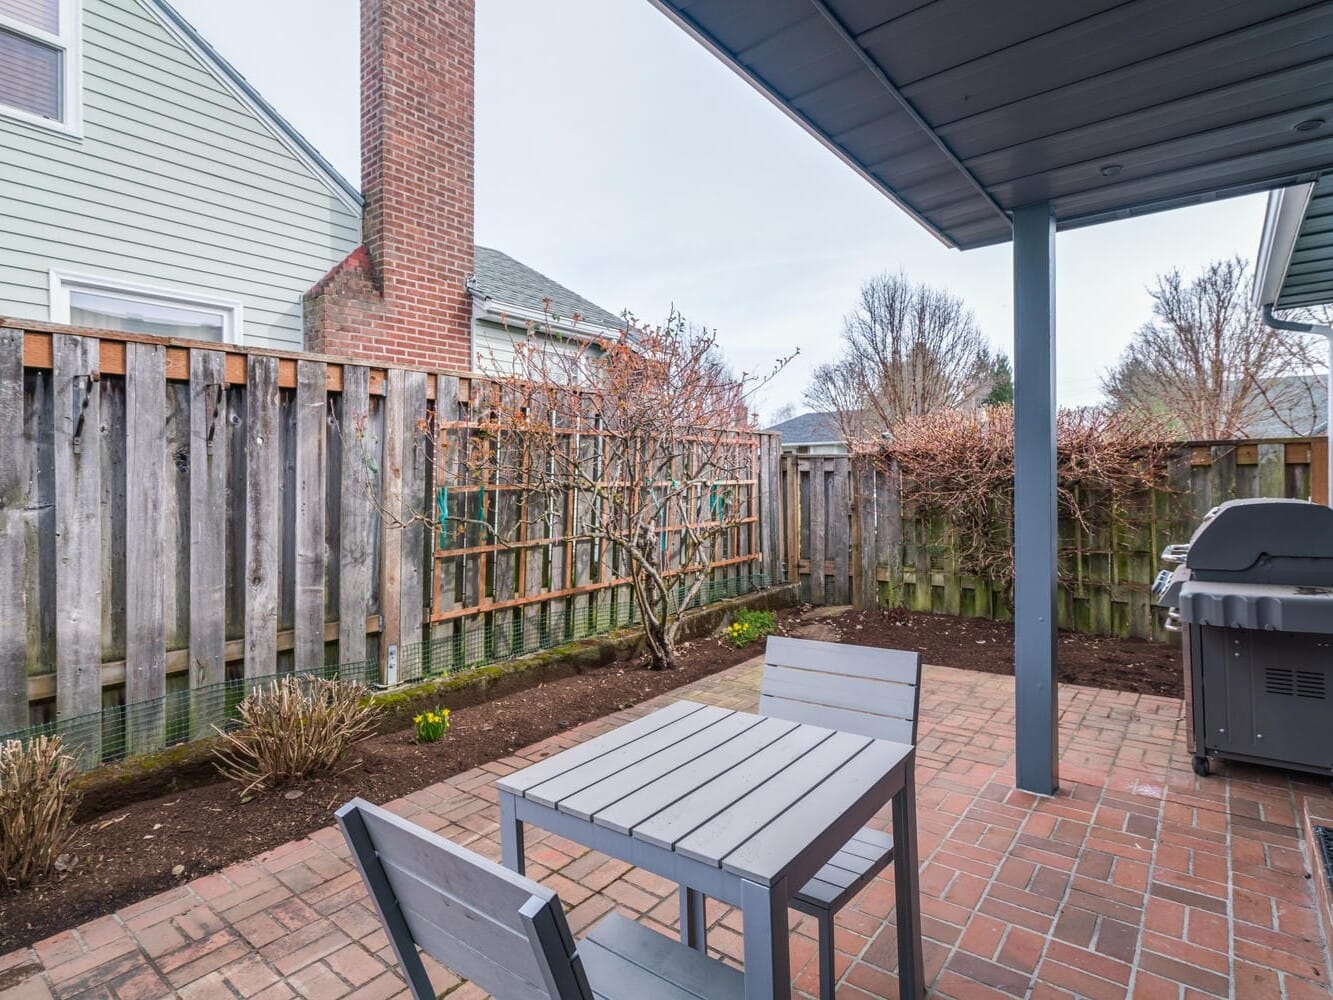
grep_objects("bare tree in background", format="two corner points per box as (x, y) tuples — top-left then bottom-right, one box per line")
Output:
(1102, 258), (1325, 439)
(804, 271), (996, 446)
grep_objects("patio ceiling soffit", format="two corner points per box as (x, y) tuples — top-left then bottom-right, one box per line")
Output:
(648, 0), (1333, 250)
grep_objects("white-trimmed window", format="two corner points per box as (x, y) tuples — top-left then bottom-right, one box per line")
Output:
(50, 272), (243, 343)
(0, 0), (80, 133)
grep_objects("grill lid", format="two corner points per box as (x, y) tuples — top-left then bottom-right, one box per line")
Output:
(1185, 499), (1333, 586)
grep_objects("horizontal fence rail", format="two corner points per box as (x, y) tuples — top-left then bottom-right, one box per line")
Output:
(0, 323), (782, 767)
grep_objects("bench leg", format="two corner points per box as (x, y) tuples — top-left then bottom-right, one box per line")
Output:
(680, 886), (707, 952)
(816, 908), (835, 1000)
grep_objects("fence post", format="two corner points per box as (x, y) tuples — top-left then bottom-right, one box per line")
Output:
(852, 457), (878, 609)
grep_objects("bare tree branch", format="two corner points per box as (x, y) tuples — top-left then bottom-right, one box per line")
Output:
(1102, 257), (1325, 439)
(804, 271), (996, 448)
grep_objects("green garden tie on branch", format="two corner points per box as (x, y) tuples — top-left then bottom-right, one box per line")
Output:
(436, 487), (448, 550)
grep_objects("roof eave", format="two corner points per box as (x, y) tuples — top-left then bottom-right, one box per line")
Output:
(145, 0), (363, 212)
(469, 291), (626, 344)
(643, 0), (961, 251)
(1253, 183), (1316, 309)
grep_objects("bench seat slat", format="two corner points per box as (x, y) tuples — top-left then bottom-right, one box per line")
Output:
(582, 914), (743, 1000)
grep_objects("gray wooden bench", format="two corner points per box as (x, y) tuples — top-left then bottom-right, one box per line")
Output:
(759, 636), (922, 999)
(337, 797), (744, 1000)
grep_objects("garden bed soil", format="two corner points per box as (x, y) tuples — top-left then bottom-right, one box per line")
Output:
(0, 607), (1180, 953)
(837, 607), (1183, 698)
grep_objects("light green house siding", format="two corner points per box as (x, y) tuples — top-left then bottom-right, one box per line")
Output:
(473, 317), (528, 374)
(0, 0), (361, 349)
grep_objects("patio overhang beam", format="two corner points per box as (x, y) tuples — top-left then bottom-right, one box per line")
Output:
(646, 0), (1333, 796)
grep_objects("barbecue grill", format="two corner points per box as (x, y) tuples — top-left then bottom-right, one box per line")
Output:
(1153, 498), (1333, 779)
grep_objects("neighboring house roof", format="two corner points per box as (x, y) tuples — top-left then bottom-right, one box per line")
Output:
(469, 247), (626, 334)
(1241, 374), (1329, 438)
(766, 410), (844, 445)
(149, 0), (362, 211)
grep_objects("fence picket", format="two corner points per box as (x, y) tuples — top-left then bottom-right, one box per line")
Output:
(188, 349), (227, 736)
(294, 361), (328, 674)
(245, 355), (280, 678)
(0, 330), (25, 735)
(125, 343), (166, 753)
(53, 334), (103, 761)
(337, 365), (375, 667)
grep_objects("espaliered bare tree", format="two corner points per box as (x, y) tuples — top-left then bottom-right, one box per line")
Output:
(1102, 257), (1325, 439)
(462, 314), (784, 669)
(804, 271), (999, 446)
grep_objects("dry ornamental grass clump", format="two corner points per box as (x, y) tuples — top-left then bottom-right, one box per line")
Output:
(213, 676), (378, 797)
(0, 736), (82, 890)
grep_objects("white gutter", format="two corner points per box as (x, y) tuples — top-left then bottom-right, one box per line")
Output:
(1253, 183), (1314, 309)
(1254, 182), (1331, 504)
(469, 291), (626, 344)
(1262, 304), (1333, 506)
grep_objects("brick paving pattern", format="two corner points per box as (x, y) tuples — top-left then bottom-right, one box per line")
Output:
(3, 659), (1331, 998)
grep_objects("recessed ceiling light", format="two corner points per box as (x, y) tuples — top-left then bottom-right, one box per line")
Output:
(1295, 118), (1326, 133)
(1099, 163), (1123, 178)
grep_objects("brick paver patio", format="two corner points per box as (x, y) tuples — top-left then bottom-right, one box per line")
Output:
(3, 658), (1331, 999)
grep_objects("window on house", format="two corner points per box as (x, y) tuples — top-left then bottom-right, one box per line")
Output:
(51, 273), (242, 343)
(0, 0), (78, 130)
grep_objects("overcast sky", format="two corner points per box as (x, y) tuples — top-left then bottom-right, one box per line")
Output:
(170, 0), (1269, 420)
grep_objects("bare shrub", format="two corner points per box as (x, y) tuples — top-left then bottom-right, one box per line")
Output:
(878, 406), (1171, 604)
(0, 736), (82, 890)
(214, 676), (377, 797)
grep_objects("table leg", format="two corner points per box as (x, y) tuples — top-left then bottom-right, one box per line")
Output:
(500, 791), (525, 875)
(740, 877), (789, 1000)
(680, 887), (707, 952)
(892, 753), (925, 999)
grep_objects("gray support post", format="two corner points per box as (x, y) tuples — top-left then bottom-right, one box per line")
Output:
(1012, 201), (1059, 796)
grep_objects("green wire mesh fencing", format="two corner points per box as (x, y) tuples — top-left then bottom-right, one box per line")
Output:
(2, 573), (769, 773)
(396, 573), (769, 686)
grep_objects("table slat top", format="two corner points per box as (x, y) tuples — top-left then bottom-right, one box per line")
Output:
(498, 700), (912, 886)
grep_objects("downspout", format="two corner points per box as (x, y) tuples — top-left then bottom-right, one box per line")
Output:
(1263, 304), (1333, 506)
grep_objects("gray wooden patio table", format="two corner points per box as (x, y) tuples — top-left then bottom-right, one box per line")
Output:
(497, 699), (924, 999)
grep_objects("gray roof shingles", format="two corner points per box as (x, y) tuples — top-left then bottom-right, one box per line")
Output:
(471, 247), (625, 331)
(765, 410), (843, 444)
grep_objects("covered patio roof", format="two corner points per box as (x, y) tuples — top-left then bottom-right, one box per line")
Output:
(648, 0), (1333, 796)
(648, 0), (1333, 250)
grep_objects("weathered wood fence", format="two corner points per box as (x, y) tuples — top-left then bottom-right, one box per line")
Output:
(0, 323), (781, 757)
(781, 437), (1327, 640)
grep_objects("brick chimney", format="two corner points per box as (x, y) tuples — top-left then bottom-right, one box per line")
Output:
(304, 0), (475, 371)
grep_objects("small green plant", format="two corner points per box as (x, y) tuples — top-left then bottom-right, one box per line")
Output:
(413, 708), (452, 743)
(725, 609), (776, 648)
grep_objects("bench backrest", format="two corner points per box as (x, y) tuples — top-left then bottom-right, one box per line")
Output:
(337, 798), (592, 1000)
(760, 636), (922, 745)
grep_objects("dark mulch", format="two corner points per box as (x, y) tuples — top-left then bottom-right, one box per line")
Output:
(0, 605), (1180, 952)
(824, 607), (1183, 699)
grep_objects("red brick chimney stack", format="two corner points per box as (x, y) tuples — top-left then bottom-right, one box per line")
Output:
(304, 0), (475, 370)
